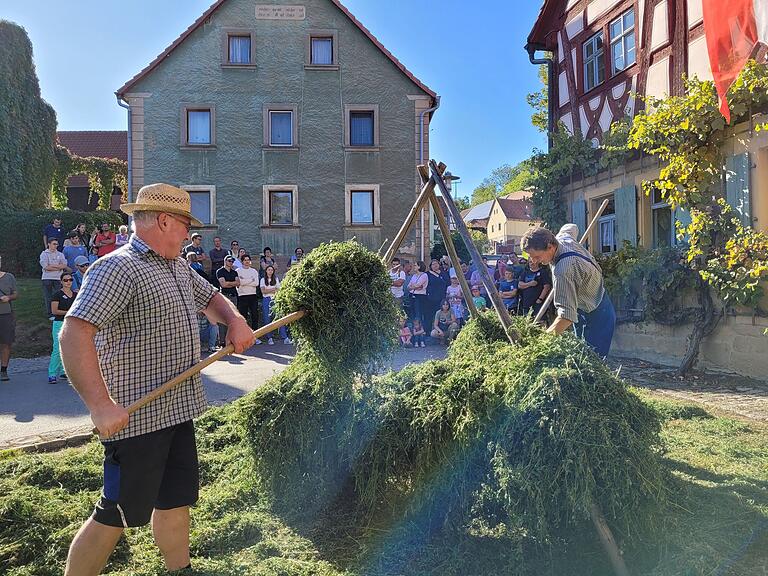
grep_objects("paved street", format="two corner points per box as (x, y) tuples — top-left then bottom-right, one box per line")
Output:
(0, 344), (448, 449)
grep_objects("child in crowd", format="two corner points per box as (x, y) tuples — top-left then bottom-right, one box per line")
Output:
(445, 274), (465, 325)
(497, 268), (519, 314)
(398, 317), (412, 347)
(411, 318), (426, 348)
(471, 286), (487, 311)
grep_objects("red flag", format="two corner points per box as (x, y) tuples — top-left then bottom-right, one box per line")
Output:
(702, 0), (759, 122)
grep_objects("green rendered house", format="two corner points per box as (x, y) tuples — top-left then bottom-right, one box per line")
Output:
(116, 0), (438, 257)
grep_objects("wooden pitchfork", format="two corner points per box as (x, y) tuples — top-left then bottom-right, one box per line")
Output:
(93, 310), (306, 437)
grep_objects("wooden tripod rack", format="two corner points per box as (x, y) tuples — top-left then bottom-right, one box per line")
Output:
(381, 160), (630, 576)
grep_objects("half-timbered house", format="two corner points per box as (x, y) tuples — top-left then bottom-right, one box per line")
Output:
(527, 0), (768, 378)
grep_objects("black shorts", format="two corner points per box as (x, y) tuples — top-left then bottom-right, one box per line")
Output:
(93, 420), (199, 528)
(0, 312), (15, 345)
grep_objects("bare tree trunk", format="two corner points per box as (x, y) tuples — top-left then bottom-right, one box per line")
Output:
(677, 277), (720, 376)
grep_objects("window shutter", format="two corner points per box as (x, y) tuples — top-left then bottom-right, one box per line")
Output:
(614, 185), (637, 246)
(571, 199), (587, 235)
(725, 152), (752, 227)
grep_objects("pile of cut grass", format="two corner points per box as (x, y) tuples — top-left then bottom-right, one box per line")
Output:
(1, 392), (766, 575)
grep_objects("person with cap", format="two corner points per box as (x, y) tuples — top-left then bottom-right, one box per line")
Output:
(72, 256), (90, 291)
(183, 233), (207, 265)
(59, 183), (254, 575)
(520, 225), (616, 358)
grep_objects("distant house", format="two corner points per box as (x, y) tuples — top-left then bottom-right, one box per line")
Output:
(486, 195), (538, 253)
(461, 200), (494, 231)
(57, 131), (128, 211)
(115, 0), (438, 257)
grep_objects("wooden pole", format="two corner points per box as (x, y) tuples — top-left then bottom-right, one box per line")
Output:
(95, 310), (307, 437)
(591, 503), (631, 576)
(427, 192), (479, 319)
(381, 163), (446, 265)
(532, 198), (610, 324)
(428, 160), (517, 343)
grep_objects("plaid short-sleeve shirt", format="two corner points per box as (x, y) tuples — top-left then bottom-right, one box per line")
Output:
(67, 234), (216, 441)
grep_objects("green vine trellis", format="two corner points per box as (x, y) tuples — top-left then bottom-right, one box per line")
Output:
(51, 144), (128, 210)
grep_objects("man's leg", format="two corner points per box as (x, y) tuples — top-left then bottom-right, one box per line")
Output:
(152, 506), (191, 571)
(64, 519), (123, 576)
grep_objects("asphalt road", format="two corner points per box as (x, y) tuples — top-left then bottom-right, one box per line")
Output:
(0, 343), (447, 449)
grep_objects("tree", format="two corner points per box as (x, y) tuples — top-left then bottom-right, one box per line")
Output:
(526, 56), (549, 133)
(0, 21), (57, 210)
(470, 160), (534, 206)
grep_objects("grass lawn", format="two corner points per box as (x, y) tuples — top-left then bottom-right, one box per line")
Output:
(9, 277), (53, 358)
(0, 390), (765, 576)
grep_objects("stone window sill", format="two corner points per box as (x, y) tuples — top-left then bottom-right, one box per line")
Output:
(180, 145), (216, 151)
(260, 224), (301, 229)
(304, 64), (339, 71)
(262, 146), (299, 151)
(221, 64), (257, 70)
(344, 146), (380, 153)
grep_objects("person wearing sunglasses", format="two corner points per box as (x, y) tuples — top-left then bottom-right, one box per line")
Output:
(48, 274), (77, 384)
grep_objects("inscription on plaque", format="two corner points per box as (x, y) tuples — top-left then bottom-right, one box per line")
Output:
(255, 5), (306, 20)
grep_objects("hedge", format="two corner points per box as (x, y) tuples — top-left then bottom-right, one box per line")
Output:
(0, 209), (125, 277)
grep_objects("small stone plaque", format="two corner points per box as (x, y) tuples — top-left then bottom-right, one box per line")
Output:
(255, 5), (306, 20)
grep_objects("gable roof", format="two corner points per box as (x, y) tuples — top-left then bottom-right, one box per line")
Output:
(493, 197), (535, 222)
(57, 131), (128, 161)
(116, 0), (437, 103)
(461, 199), (495, 224)
(527, 0), (564, 50)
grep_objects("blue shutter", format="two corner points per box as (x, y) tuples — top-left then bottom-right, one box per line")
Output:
(571, 199), (587, 236)
(725, 152), (752, 227)
(614, 184), (637, 247)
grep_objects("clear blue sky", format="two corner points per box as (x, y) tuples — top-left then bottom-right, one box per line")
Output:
(2, 0), (547, 197)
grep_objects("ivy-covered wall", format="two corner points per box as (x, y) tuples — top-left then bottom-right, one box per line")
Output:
(0, 20), (57, 210)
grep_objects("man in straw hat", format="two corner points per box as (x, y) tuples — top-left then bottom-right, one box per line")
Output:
(60, 183), (255, 575)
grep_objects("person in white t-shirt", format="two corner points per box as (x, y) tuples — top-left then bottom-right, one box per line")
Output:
(260, 265), (291, 345)
(407, 261), (428, 327)
(235, 255), (261, 335)
(389, 258), (406, 308)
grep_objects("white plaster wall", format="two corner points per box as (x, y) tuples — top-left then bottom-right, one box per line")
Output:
(687, 35), (713, 82)
(567, 0), (580, 9)
(562, 112), (574, 134)
(651, 0), (669, 50)
(580, 105), (589, 136)
(589, 95), (601, 111)
(599, 101), (614, 132)
(586, 0), (622, 25)
(646, 57), (670, 100)
(566, 12), (585, 39)
(559, 71), (570, 107)
(558, 31), (567, 62)
(687, 0), (703, 27)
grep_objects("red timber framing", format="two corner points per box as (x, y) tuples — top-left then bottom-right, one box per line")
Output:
(529, 0), (704, 143)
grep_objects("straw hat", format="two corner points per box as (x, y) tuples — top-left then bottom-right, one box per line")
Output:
(121, 183), (203, 227)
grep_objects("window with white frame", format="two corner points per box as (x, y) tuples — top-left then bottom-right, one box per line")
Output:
(310, 37), (333, 65)
(262, 185), (298, 226)
(185, 109), (212, 145)
(651, 188), (674, 248)
(610, 9), (636, 74)
(345, 185), (380, 226)
(270, 111), (293, 146)
(597, 197), (616, 253)
(583, 32), (605, 91)
(228, 35), (251, 64)
(182, 186), (216, 226)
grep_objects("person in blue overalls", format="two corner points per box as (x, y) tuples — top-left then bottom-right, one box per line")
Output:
(520, 224), (616, 358)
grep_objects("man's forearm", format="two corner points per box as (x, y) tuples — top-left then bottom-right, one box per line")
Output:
(547, 316), (574, 335)
(60, 318), (115, 412)
(204, 292), (244, 325)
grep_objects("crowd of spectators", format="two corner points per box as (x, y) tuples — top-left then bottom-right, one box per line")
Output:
(390, 252), (553, 347)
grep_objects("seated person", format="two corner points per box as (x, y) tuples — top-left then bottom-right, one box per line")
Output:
(431, 299), (459, 345)
(412, 318), (426, 348)
(399, 317), (413, 347)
